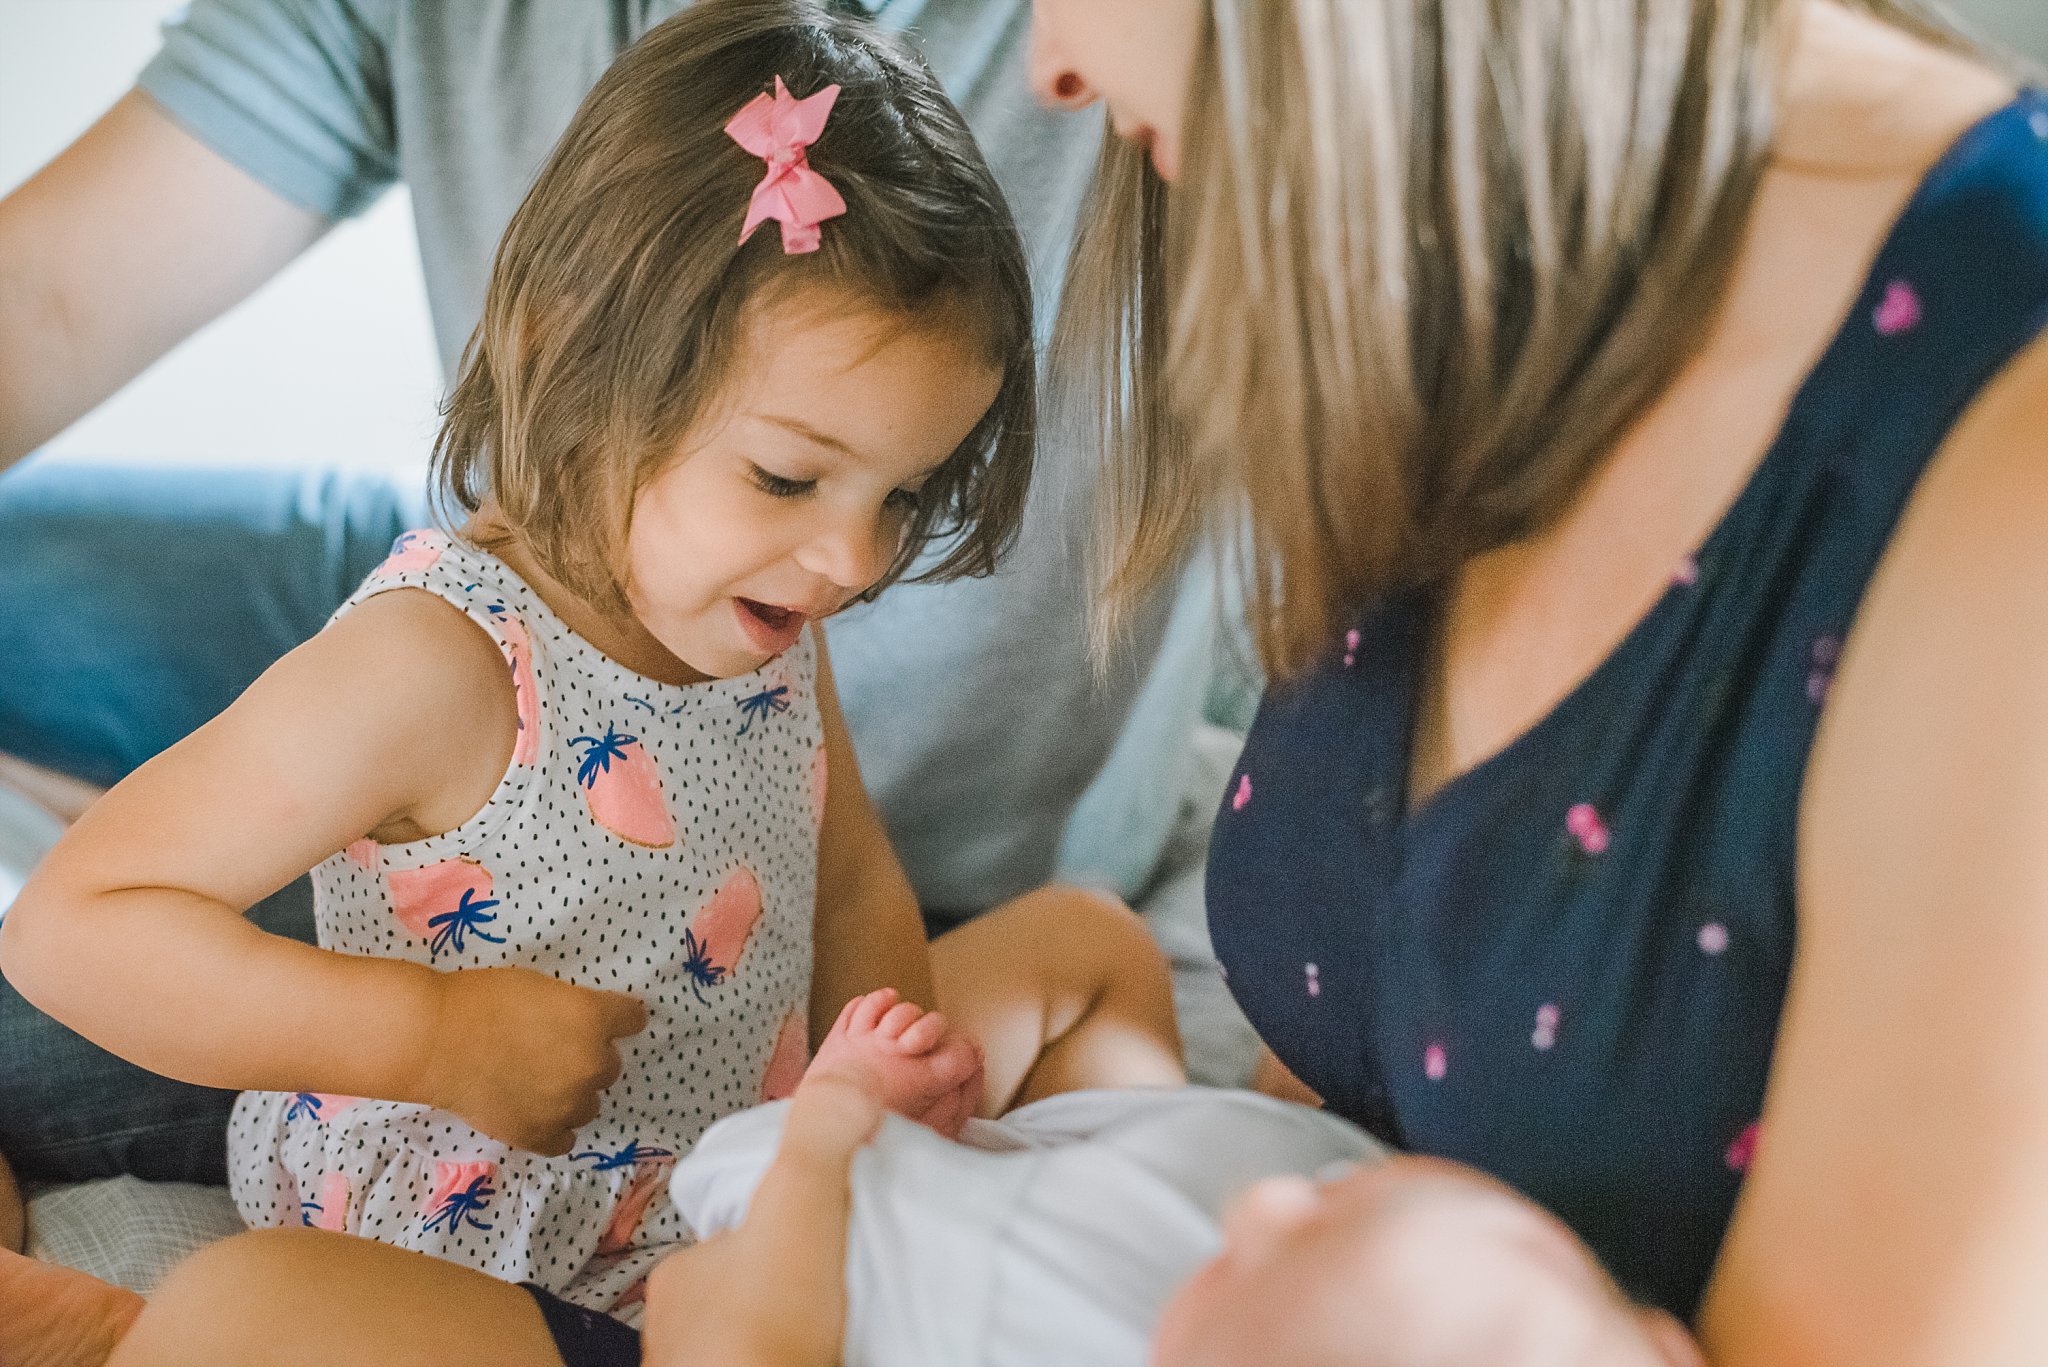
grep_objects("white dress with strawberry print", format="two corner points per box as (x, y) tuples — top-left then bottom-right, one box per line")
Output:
(227, 529), (826, 1321)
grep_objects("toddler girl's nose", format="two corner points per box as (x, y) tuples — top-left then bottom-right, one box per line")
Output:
(798, 512), (897, 595)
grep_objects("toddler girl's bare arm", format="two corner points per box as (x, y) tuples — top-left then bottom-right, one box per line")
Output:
(0, 589), (642, 1154)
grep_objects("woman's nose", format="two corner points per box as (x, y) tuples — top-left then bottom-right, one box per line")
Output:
(1028, 19), (1097, 111)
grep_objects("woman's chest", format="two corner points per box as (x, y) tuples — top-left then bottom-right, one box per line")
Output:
(1206, 606), (1818, 1312)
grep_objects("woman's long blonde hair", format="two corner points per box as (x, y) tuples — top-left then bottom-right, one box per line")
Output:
(1056, 0), (1991, 677)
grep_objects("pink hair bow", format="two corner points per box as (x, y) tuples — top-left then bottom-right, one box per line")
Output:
(726, 77), (848, 255)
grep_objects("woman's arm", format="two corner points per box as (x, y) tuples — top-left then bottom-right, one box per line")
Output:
(807, 633), (936, 1044)
(0, 589), (642, 1153)
(1699, 334), (2048, 1364)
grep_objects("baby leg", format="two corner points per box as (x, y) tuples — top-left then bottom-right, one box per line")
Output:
(933, 884), (1186, 1115)
(107, 1228), (574, 1367)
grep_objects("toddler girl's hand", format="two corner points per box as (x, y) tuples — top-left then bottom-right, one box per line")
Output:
(803, 988), (984, 1140)
(417, 965), (648, 1155)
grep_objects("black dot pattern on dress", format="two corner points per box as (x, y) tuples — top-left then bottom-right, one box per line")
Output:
(228, 531), (823, 1317)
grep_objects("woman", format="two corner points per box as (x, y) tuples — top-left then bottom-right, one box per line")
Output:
(1031, 0), (2048, 1362)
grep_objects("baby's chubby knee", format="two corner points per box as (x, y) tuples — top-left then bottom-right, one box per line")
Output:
(999, 883), (1171, 975)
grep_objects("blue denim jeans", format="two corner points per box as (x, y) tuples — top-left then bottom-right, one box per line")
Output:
(0, 459), (425, 1184)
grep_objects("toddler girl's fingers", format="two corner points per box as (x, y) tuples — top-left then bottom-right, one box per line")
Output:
(530, 1126), (577, 1158)
(876, 1000), (925, 1042)
(847, 987), (899, 1035)
(596, 991), (650, 1039)
(894, 1009), (950, 1056)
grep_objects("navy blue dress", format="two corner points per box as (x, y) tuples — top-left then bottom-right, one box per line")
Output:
(1207, 92), (2048, 1318)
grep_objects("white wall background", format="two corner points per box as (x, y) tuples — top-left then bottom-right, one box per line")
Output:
(0, 0), (442, 474)
(1, 0), (2044, 478)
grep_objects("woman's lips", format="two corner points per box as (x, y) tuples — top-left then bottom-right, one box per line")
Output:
(734, 597), (805, 655)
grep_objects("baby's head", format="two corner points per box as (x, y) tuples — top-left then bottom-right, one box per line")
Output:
(1153, 1156), (1705, 1367)
(434, 0), (1034, 679)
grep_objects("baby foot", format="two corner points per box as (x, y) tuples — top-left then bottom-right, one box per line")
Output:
(0, 1246), (144, 1367)
(803, 988), (984, 1140)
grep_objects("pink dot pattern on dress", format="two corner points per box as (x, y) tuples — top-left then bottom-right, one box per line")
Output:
(1305, 962), (1321, 998)
(1424, 1042), (1448, 1080)
(1725, 1122), (1760, 1173)
(1673, 556), (1699, 587)
(1232, 774), (1253, 811)
(1344, 629), (1361, 668)
(1697, 922), (1730, 955)
(1874, 280), (1922, 336)
(1532, 1003), (1561, 1051)
(1566, 803), (1610, 856)
(1806, 635), (1842, 705)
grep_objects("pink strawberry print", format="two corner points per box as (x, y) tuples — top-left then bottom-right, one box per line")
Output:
(596, 1162), (673, 1255)
(1566, 803), (1610, 856)
(760, 1010), (810, 1102)
(373, 529), (448, 577)
(1873, 280), (1922, 336)
(810, 744), (829, 834)
(300, 1171), (351, 1232)
(1232, 774), (1253, 811)
(344, 838), (379, 869)
(497, 614), (540, 767)
(571, 725), (677, 848)
(387, 858), (504, 959)
(682, 866), (766, 999)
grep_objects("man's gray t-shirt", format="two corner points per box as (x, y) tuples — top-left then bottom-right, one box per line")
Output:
(136, 0), (1182, 917)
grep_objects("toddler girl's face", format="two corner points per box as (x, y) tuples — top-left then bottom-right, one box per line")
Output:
(1152, 1157), (1703, 1367)
(624, 286), (1002, 680)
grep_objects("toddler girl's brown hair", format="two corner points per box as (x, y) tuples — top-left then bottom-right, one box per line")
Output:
(434, 0), (1035, 614)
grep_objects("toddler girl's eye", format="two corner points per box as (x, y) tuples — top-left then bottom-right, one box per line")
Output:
(749, 465), (815, 499)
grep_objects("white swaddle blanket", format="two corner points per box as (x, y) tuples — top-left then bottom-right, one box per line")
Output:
(670, 1086), (1384, 1367)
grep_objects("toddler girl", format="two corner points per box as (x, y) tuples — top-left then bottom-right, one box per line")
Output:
(0, 0), (1051, 1340)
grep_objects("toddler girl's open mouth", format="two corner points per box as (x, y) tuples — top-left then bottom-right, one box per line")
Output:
(735, 597), (806, 654)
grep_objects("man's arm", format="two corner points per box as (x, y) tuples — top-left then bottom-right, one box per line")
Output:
(0, 89), (327, 469)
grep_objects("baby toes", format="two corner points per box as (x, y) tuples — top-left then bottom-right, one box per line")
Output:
(894, 1008), (951, 1056)
(875, 999), (926, 1043)
(844, 987), (900, 1038)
